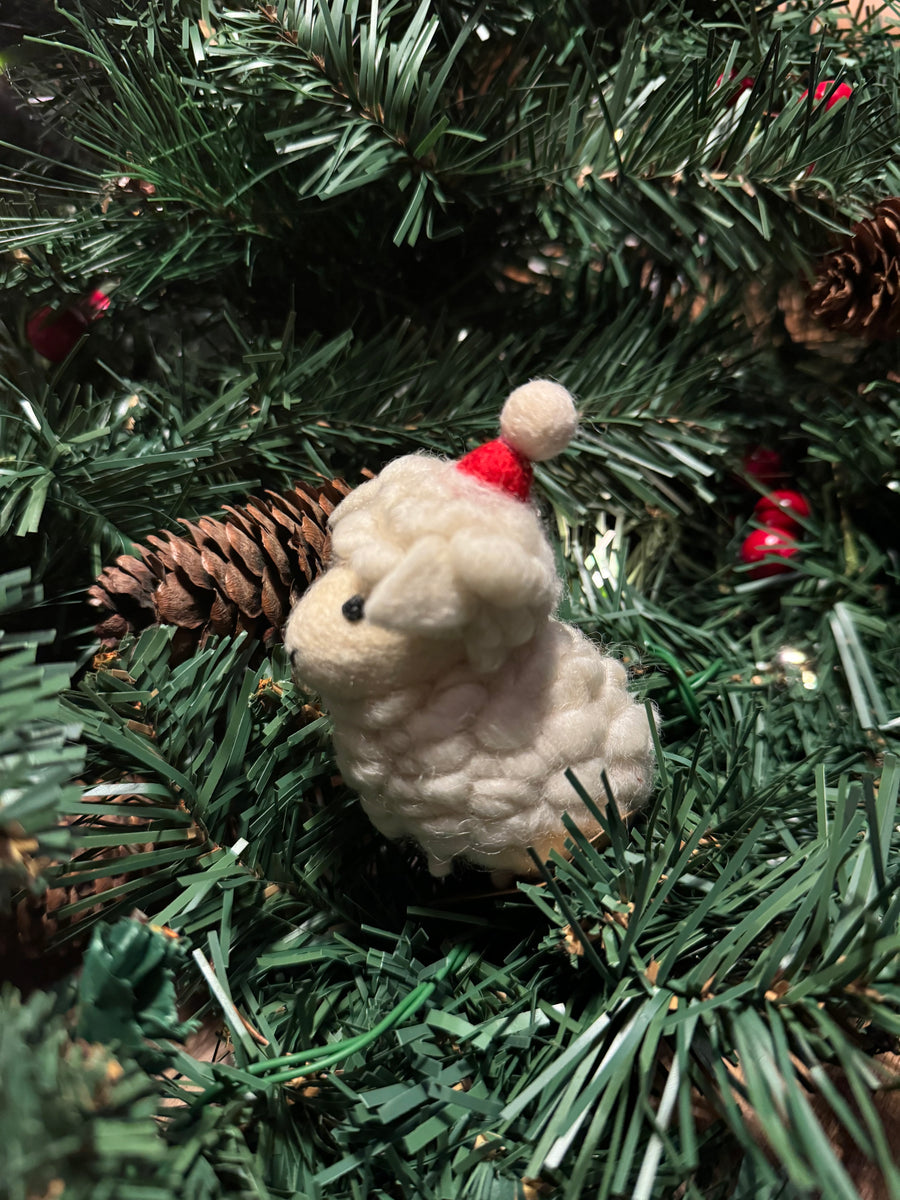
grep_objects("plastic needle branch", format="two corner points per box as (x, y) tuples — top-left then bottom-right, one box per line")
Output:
(192, 941), (472, 1104)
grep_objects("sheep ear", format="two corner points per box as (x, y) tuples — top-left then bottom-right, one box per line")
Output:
(365, 536), (473, 635)
(451, 532), (558, 610)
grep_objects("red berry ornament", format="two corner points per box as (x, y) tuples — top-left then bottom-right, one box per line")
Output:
(740, 528), (799, 579)
(753, 490), (811, 533)
(26, 306), (88, 362)
(741, 446), (785, 487)
(799, 80), (853, 110)
(715, 68), (755, 107)
(26, 289), (110, 362)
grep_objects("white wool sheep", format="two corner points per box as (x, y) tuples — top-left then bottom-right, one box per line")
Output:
(284, 382), (656, 881)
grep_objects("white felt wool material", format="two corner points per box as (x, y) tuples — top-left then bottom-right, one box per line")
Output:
(451, 532), (555, 608)
(500, 380), (579, 461)
(284, 380), (657, 880)
(366, 536), (472, 634)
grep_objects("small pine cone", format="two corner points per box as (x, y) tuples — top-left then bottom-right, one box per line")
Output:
(0, 797), (163, 989)
(88, 479), (350, 657)
(806, 197), (900, 339)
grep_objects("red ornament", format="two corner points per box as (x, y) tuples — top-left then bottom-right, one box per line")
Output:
(741, 446), (785, 487)
(26, 306), (88, 362)
(26, 289), (110, 362)
(800, 80), (853, 110)
(715, 68), (755, 107)
(740, 528), (799, 579)
(753, 490), (811, 533)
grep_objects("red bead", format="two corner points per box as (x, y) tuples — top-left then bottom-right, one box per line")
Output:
(78, 289), (111, 320)
(715, 68), (755, 107)
(26, 305), (89, 362)
(799, 80), (853, 110)
(753, 490), (811, 533)
(741, 446), (785, 487)
(740, 528), (799, 579)
(26, 290), (110, 363)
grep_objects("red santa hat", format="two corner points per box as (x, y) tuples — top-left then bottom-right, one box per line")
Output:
(456, 380), (578, 502)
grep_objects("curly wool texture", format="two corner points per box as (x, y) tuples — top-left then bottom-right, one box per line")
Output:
(285, 388), (656, 878)
(329, 456), (561, 672)
(325, 619), (653, 876)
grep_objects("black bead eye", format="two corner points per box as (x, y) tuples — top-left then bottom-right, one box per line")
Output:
(342, 595), (365, 622)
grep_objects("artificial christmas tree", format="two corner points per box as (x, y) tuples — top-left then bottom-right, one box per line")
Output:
(2, 1), (900, 1197)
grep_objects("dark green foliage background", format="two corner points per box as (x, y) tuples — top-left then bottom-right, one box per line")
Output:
(2, 1), (900, 1197)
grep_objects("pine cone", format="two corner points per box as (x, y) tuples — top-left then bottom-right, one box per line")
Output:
(88, 479), (351, 658)
(0, 791), (169, 989)
(806, 197), (900, 339)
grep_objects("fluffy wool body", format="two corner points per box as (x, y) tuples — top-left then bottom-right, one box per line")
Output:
(285, 385), (656, 878)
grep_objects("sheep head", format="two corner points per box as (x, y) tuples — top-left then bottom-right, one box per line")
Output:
(285, 382), (578, 697)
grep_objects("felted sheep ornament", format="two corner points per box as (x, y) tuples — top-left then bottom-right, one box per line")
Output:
(284, 381), (656, 882)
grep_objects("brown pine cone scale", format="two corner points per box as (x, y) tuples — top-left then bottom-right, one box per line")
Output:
(88, 478), (350, 659)
(807, 197), (900, 339)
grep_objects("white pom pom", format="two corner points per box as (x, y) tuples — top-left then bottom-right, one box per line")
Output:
(500, 380), (577, 462)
